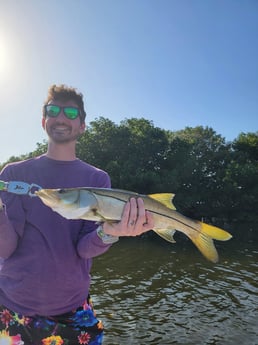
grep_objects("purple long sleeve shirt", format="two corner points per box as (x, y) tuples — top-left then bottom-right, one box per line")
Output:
(0, 155), (112, 316)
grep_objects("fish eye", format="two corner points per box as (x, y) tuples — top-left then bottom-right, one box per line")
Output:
(58, 189), (67, 194)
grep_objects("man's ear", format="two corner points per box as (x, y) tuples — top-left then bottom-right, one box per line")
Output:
(80, 122), (86, 133)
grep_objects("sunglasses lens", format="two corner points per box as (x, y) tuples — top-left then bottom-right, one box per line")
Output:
(45, 105), (60, 117)
(45, 105), (80, 120)
(64, 107), (80, 119)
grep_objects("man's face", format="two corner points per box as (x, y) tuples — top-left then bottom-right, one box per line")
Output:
(42, 99), (85, 144)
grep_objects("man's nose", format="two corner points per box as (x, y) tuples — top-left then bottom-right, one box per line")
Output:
(57, 109), (67, 121)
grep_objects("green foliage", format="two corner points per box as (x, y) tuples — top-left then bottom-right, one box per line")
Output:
(1, 118), (257, 240)
(77, 117), (168, 193)
(224, 132), (258, 236)
(167, 127), (230, 219)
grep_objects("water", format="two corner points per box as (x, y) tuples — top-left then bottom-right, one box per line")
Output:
(91, 238), (258, 345)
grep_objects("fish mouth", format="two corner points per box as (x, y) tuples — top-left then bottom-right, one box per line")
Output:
(36, 189), (61, 207)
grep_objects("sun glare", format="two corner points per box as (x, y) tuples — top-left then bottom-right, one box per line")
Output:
(0, 36), (7, 75)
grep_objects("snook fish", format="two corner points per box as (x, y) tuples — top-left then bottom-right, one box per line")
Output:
(36, 187), (232, 263)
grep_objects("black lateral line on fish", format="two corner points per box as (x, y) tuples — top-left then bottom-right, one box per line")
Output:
(146, 209), (199, 233)
(94, 191), (200, 234)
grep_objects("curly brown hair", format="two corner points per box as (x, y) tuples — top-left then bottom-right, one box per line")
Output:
(43, 84), (87, 123)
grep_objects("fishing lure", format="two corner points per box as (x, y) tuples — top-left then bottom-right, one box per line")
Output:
(0, 180), (42, 197)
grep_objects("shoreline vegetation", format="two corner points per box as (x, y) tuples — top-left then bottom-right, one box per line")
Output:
(1, 117), (257, 242)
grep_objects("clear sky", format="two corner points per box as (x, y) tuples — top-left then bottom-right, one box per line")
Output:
(0, 0), (257, 163)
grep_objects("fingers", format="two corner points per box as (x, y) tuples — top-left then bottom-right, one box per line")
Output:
(125, 197), (154, 236)
(143, 210), (155, 231)
(128, 197), (138, 227)
(103, 197), (154, 237)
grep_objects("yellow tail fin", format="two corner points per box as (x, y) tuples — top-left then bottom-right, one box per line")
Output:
(191, 233), (219, 263)
(189, 222), (232, 263)
(200, 222), (232, 241)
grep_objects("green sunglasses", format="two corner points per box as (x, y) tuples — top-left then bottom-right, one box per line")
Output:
(44, 104), (81, 120)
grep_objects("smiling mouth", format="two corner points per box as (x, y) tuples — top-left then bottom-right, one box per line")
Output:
(52, 126), (71, 134)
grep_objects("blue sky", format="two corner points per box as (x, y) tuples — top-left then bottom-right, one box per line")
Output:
(0, 0), (257, 163)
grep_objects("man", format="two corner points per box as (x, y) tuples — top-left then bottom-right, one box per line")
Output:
(0, 84), (154, 344)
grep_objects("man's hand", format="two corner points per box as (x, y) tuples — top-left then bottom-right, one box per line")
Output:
(102, 198), (154, 237)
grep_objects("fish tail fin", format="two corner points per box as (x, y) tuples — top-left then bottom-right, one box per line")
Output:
(200, 222), (232, 241)
(189, 222), (232, 263)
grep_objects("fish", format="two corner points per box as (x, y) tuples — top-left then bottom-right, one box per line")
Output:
(36, 187), (232, 263)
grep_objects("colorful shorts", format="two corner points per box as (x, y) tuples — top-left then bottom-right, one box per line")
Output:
(0, 297), (103, 345)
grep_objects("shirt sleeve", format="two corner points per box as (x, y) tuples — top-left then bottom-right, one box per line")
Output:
(0, 166), (23, 258)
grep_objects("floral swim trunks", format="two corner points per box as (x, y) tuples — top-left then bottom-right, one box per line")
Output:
(0, 297), (103, 345)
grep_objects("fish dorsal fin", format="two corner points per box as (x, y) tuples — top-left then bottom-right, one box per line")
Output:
(148, 193), (176, 210)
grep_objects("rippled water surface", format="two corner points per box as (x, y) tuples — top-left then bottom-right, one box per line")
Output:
(91, 238), (258, 345)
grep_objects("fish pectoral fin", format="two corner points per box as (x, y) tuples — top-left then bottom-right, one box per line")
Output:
(93, 210), (111, 223)
(148, 193), (176, 210)
(94, 210), (118, 226)
(153, 229), (176, 243)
